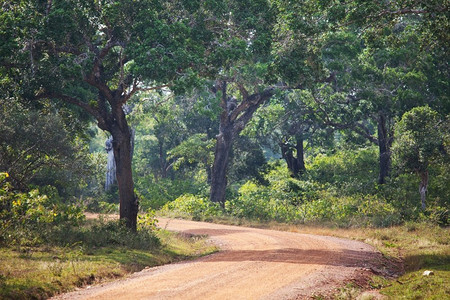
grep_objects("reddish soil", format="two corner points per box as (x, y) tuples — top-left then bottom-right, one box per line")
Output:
(54, 218), (388, 299)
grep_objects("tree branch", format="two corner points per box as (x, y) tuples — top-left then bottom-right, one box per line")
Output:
(233, 88), (275, 135)
(36, 92), (102, 124)
(237, 83), (249, 101)
(353, 122), (379, 145)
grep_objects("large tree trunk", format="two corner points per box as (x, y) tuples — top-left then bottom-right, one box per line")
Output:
(280, 134), (306, 178)
(210, 127), (233, 206)
(209, 82), (275, 205)
(419, 170), (428, 210)
(110, 109), (138, 231)
(377, 113), (391, 184)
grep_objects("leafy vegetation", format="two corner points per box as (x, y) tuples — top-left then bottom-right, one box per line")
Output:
(0, 0), (448, 298)
(160, 146), (448, 228)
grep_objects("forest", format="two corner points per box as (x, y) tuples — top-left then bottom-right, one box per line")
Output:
(0, 0), (449, 299)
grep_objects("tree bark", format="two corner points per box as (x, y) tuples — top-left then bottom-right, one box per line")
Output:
(209, 82), (275, 205)
(206, 161), (212, 184)
(419, 170), (428, 210)
(377, 113), (391, 184)
(110, 107), (138, 231)
(105, 136), (116, 191)
(210, 126), (233, 206)
(295, 134), (306, 176)
(280, 134), (306, 178)
(280, 141), (299, 176)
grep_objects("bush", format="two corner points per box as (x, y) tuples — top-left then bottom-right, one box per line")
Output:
(224, 164), (320, 223)
(50, 219), (160, 250)
(86, 200), (119, 214)
(0, 178), (85, 246)
(221, 162), (402, 227)
(226, 181), (273, 221)
(159, 145), (447, 227)
(161, 194), (222, 220)
(227, 182), (401, 227)
(137, 177), (206, 210)
(307, 147), (379, 195)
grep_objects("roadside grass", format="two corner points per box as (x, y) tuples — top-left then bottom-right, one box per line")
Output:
(365, 224), (450, 300)
(270, 222), (448, 299)
(0, 218), (217, 300)
(279, 222), (449, 300)
(311, 223), (449, 299)
(161, 213), (449, 299)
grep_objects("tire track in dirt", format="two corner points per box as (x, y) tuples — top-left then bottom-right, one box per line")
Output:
(54, 218), (385, 299)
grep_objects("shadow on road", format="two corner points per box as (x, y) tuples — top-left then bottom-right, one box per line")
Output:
(204, 248), (379, 267)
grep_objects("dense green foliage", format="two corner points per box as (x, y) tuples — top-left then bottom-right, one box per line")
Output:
(0, 175), (83, 246)
(0, 2), (448, 298)
(162, 142), (448, 226)
(0, 98), (92, 194)
(1, 0), (448, 238)
(393, 107), (446, 175)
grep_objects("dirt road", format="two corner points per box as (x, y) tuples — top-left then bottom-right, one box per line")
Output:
(55, 218), (384, 299)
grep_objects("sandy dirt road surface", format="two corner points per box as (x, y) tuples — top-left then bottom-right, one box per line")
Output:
(54, 218), (385, 299)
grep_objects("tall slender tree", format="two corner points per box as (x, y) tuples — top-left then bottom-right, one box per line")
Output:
(392, 107), (446, 209)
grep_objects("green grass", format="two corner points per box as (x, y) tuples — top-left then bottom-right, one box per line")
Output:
(379, 270), (449, 299)
(365, 223), (450, 299)
(0, 223), (217, 300)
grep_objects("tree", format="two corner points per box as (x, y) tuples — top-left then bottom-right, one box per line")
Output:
(209, 82), (276, 205)
(392, 106), (445, 209)
(244, 90), (324, 178)
(271, 0), (449, 185)
(0, 97), (91, 193)
(305, 17), (449, 184)
(207, 0), (338, 204)
(131, 89), (218, 185)
(199, 0), (278, 205)
(1, 0), (217, 230)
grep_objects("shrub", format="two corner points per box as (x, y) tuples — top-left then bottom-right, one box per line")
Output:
(49, 219), (160, 251)
(137, 177), (206, 210)
(159, 145), (446, 227)
(226, 181), (273, 221)
(138, 210), (159, 231)
(0, 180), (85, 246)
(226, 170), (402, 227)
(161, 194), (221, 220)
(306, 147), (379, 195)
(354, 194), (402, 227)
(86, 200), (119, 214)
(299, 192), (402, 227)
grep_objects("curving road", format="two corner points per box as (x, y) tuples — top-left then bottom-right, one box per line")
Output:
(55, 218), (383, 299)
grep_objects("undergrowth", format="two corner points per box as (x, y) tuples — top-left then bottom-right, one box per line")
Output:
(0, 217), (217, 300)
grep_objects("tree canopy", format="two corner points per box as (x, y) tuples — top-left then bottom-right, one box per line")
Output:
(1, 0), (448, 229)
